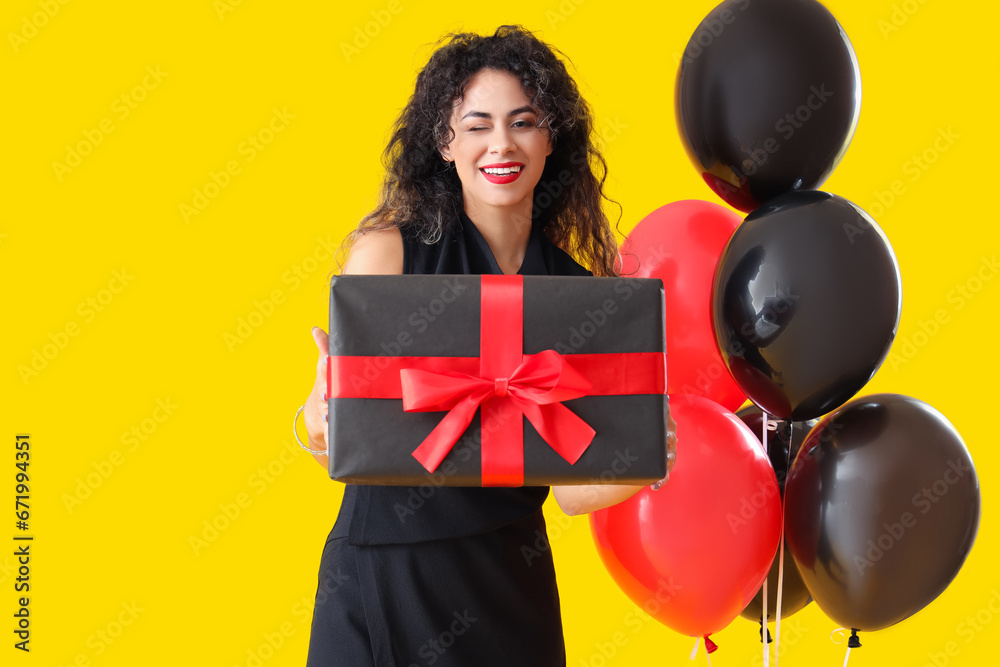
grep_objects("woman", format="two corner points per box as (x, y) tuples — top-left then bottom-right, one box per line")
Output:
(299, 25), (676, 666)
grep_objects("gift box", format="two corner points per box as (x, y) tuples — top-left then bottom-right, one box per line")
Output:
(327, 274), (668, 486)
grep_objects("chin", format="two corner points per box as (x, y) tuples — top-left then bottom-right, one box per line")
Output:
(468, 190), (533, 212)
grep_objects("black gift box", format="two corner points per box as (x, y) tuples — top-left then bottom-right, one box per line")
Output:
(326, 274), (668, 486)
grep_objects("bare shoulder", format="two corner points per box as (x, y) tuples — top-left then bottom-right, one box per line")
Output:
(342, 227), (404, 275)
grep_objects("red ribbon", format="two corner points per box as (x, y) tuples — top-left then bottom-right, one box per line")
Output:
(328, 274), (666, 486)
(401, 348), (596, 484)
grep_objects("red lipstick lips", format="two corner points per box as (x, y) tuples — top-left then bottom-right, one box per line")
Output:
(479, 162), (524, 184)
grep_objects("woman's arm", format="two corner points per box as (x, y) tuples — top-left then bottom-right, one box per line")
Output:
(550, 483), (648, 516)
(303, 228), (404, 469)
(551, 408), (678, 515)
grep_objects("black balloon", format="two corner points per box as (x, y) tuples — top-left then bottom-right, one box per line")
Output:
(737, 406), (815, 623)
(784, 394), (981, 632)
(740, 542), (812, 624)
(737, 405), (815, 491)
(712, 191), (901, 421)
(676, 0), (861, 212)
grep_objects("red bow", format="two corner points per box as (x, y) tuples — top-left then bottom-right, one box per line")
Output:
(401, 349), (596, 475)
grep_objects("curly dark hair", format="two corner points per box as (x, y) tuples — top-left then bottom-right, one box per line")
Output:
(341, 24), (622, 276)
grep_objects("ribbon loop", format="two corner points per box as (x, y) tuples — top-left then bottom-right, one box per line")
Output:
(401, 349), (594, 475)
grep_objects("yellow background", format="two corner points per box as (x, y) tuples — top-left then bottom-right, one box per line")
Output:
(3, 0), (998, 665)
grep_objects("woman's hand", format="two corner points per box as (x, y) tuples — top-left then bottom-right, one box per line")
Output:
(652, 403), (679, 490)
(668, 403), (679, 473)
(301, 228), (403, 472)
(552, 400), (678, 515)
(303, 326), (331, 469)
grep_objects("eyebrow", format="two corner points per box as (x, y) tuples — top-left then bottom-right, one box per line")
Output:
(460, 106), (537, 121)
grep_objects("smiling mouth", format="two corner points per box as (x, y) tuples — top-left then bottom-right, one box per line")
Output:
(479, 163), (524, 184)
(481, 165), (522, 175)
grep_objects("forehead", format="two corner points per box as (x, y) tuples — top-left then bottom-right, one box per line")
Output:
(452, 69), (533, 114)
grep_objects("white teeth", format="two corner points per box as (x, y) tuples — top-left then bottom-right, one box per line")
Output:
(482, 166), (521, 175)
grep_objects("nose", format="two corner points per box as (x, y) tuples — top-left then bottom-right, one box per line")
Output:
(489, 127), (516, 156)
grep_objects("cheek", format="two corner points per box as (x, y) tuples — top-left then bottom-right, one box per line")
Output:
(455, 140), (484, 167)
(530, 136), (553, 162)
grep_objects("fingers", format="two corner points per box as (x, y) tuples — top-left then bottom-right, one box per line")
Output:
(667, 424), (678, 468)
(666, 402), (678, 472)
(303, 381), (329, 452)
(313, 326), (329, 383)
(653, 405), (679, 490)
(312, 326), (329, 357)
(304, 327), (331, 453)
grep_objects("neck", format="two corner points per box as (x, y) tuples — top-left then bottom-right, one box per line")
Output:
(464, 198), (534, 275)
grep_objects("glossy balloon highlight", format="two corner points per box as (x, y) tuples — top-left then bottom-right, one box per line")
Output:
(712, 191), (901, 420)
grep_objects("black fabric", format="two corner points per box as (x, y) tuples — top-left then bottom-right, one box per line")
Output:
(307, 213), (590, 666)
(400, 211), (591, 281)
(307, 509), (566, 667)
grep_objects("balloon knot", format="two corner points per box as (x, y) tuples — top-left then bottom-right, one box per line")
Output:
(758, 621), (773, 644)
(704, 635), (718, 654)
(848, 628), (861, 649)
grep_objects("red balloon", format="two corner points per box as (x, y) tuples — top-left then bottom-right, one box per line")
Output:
(620, 201), (745, 411)
(590, 394), (781, 637)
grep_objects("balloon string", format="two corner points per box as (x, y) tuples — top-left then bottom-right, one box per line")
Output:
(761, 414), (770, 667)
(762, 576), (769, 665)
(775, 549), (784, 667)
(690, 637), (700, 661)
(774, 421), (790, 667)
(843, 647), (852, 667)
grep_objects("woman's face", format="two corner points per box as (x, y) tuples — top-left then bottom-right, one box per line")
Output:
(441, 69), (553, 218)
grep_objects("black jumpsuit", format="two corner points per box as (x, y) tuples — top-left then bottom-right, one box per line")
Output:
(306, 212), (592, 666)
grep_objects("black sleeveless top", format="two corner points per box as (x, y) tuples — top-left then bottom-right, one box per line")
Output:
(333, 211), (592, 546)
